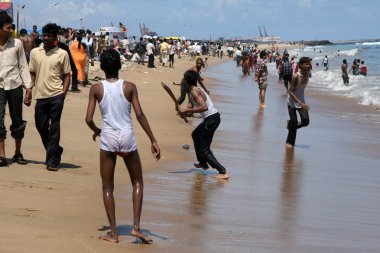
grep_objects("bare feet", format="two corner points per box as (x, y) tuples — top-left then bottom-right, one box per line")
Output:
(215, 173), (229, 180)
(194, 162), (209, 170)
(285, 143), (294, 149)
(99, 233), (119, 243)
(131, 228), (153, 244)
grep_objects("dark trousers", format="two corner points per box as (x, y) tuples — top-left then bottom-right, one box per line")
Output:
(192, 113), (226, 174)
(0, 86), (26, 139)
(169, 54), (174, 66)
(236, 55), (241, 66)
(148, 54), (155, 68)
(283, 75), (292, 91)
(286, 106), (310, 146)
(71, 67), (78, 90)
(138, 52), (145, 64)
(35, 94), (65, 167)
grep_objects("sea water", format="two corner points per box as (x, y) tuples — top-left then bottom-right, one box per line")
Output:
(285, 41), (380, 107)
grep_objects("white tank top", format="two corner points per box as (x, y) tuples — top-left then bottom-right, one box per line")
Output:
(190, 87), (218, 120)
(99, 79), (133, 130)
(287, 72), (308, 109)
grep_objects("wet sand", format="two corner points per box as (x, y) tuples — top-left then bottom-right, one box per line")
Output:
(1, 55), (380, 252)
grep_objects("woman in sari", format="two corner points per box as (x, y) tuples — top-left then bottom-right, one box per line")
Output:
(70, 35), (87, 86)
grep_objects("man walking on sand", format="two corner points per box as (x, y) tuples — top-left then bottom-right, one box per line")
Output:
(286, 57), (311, 148)
(85, 49), (160, 244)
(0, 11), (32, 167)
(180, 70), (229, 180)
(27, 23), (71, 171)
(19, 28), (33, 63)
(281, 52), (292, 91)
(160, 38), (169, 67)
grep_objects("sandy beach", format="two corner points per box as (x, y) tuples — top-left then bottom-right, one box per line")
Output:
(1, 48), (380, 253)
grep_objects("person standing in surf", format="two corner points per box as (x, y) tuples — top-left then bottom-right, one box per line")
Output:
(255, 50), (268, 108)
(179, 70), (229, 180)
(341, 59), (349, 85)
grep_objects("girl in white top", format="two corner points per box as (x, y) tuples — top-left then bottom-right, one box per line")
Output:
(180, 70), (229, 180)
(86, 49), (160, 244)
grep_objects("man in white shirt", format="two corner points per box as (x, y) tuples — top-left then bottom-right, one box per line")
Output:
(146, 38), (155, 68)
(235, 48), (242, 66)
(0, 11), (32, 166)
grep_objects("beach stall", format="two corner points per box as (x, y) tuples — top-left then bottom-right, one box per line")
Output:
(99, 26), (128, 39)
(164, 36), (181, 40)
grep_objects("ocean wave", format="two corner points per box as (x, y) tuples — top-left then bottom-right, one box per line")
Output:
(362, 41), (380, 46)
(303, 46), (326, 52)
(311, 70), (380, 106)
(339, 48), (358, 56)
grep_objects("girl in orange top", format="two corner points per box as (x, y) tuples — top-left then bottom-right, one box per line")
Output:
(69, 35), (87, 86)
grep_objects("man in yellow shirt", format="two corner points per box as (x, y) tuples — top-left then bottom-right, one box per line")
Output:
(27, 23), (71, 171)
(11, 24), (17, 38)
(160, 38), (169, 67)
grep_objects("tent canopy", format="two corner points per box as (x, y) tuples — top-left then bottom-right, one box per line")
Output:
(163, 36), (182, 40)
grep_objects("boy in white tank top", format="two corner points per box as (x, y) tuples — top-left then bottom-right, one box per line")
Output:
(85, 49), (160, 244)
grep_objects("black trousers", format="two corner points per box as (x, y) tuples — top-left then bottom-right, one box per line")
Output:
(148, 54), (155, 68)
(169, 54), (174, 66)
(286, 106), (310, 146)
(283, 75), (292, 91)
(0, 86), (26, 139)
(71, 67), (78, 90)
(192, 113), (226, 174)
(35, 94), (65, 167)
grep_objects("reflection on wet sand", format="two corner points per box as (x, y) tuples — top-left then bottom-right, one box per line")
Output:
(189, 173), (227, 216)
(278, 148), (303, 241)
(253, 107), (265, 133)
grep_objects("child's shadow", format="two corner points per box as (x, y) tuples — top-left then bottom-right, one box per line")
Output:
(98, 225), (167, 243)
(25, 160), (81, 170)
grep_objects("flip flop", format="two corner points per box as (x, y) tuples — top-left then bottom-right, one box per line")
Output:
(0, 157), (8, 167)
(11, 153), (27, 165)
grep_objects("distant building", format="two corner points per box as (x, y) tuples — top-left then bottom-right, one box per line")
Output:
(230, 36), (281, 44)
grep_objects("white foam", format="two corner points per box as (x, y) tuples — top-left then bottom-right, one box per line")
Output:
(339, 48), (358, 56)
(303, 46), (326, 52)
(362, 41), (380, 46)
(311, 70), (380, 106)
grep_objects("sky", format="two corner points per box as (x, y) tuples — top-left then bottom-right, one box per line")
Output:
(7, 0), (380, 41)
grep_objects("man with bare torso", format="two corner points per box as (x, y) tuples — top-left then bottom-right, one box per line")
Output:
(19, 29), (33, 63)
